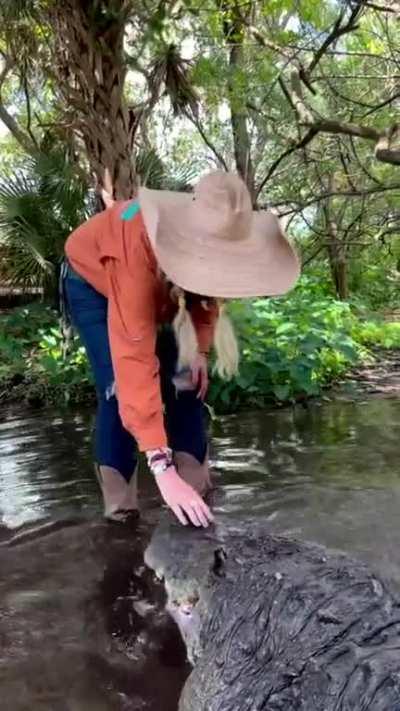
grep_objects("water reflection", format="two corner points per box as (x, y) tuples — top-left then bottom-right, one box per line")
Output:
(1, 400), (400, 571)
(210, 400), (400, 585)
(0, 408), (97, 527)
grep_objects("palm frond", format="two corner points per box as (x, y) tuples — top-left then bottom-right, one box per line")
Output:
(162, 163), (199, 192)
(0, 149), (89, 291)
(136, 146), (199, 192)
(136, 148), (167, 189)
(0, 0), (39, 21)
(148, 44), (200, 117)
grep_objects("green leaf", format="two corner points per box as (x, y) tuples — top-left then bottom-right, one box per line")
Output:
(273, 383), (290, 401)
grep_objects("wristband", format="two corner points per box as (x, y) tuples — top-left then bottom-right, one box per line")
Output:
(146, 447), (173, 476)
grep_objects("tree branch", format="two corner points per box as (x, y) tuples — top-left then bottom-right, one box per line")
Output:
(284, 65), (400, 168)
(256, 126), (319, 199)
(305, 2), (366, 77)
(0, 55), (37, 153)
(302, 245), (326, 267)
(184, 110), (228, 171)
(22, 73), (39, 149)
(364, 1), (400, 12)
(0, 56), (12, 89)
(240, 22), (291, 59)
(313, 118), (381, 142)
(0, 102), (37, 154)
(274, 183), (400, 215)
(362, 89), (400, 117)
(278, 76), (296, 113)
(375, 133), (400, 165)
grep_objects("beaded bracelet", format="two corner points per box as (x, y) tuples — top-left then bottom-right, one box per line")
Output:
(146, 447), (173, 476)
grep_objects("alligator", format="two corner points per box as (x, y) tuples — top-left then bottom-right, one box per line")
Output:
(145, 515), (400, 711)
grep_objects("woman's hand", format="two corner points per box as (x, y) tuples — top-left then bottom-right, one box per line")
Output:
(190, 353), (209, 400)
(155, 466), (214, 527)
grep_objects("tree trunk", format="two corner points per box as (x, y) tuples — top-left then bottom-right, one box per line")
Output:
(49, 0), (139, 199)
(221, 4), (256, 201)
(333, 257), (348, 301)
(326, 219), (349, 300)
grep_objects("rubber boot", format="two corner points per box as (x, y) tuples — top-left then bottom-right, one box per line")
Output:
(119, 468), (139, 512)
(174, 451), (212, 496)
(95, 464), (139, 523)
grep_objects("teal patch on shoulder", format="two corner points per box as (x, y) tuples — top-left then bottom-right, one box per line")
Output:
(121, 201), (140, 221)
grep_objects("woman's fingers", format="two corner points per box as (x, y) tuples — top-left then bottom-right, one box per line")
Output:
(156, 466), (213, 528)
(185, 504), (204, 527)
(191, 363), (200, 387)
(172, 504), (189, 526)
(190, 355), (209, 401)
(176, 496), (213, 528)
(188, 496), (214, 527)
(199, 498), (214, 523)
(196, 366), (208, 400)
(190, 502), (209, 528)
(173, 501), (212, 528)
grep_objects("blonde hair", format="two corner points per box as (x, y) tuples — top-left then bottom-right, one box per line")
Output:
(172, 288), (239, 380)
(213, 299), (239, 380)
(172, 289), (198, 369)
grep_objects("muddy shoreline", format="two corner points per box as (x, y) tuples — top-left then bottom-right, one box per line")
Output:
(2, 347), (399, 414)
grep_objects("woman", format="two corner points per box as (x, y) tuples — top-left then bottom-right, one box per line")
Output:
(63, 171), (299, 528)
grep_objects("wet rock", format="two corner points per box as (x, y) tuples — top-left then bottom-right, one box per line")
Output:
(145, 515), (400, 711)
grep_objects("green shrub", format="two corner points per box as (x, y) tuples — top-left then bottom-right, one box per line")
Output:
(0, 304), (93, 404)
(352, 320), (400, 349)
(1, 282), (398, 412)
(208, 276), (362, 412)
(349, 261), (400, 312)
(27, 326), (93, 404)
(0, 305), (51, 387)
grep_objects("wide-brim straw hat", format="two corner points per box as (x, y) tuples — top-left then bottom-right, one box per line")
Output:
(138, 171), (300, 299)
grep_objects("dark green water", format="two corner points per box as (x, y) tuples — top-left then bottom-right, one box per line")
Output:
(0, 397), (399, 709)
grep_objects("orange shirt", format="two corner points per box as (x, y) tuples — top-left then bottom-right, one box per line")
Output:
(65, 201), (217, 451)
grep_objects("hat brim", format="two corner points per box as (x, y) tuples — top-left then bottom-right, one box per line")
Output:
(138, 187), (300, 299)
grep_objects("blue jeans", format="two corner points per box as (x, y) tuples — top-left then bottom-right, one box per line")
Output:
(63, 265), (207, 482)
